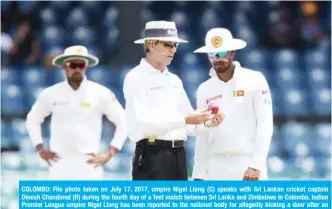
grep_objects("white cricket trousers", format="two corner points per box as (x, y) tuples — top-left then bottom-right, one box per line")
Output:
(204, 154), (268, 180)
(48, 153), (104, 180)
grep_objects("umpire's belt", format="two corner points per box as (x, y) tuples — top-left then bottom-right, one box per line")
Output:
(139, 139), (185, 148)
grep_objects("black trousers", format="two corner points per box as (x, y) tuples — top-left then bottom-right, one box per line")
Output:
(132, 140), (188, 180)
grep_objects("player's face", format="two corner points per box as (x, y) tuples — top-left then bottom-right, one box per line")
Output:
(208, 51), (235, 73)
(150, 41), (178, 65)
(63, 59), (88, 82)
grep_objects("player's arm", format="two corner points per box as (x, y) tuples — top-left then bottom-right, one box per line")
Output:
(26, 89), (51, 149)
(26, 89), (58, 165)
(87, 89), (127, 167)
(102, 90), (127, 155)
(248, 73), (274, 173)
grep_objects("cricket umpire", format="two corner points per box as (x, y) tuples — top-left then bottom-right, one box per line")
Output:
(123, 21), (223, 180)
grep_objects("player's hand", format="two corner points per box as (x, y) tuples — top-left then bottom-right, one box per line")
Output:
(243, 167), (261, 180)
(204, 111), (225, 127)
(86, 152), (113, 168)
(185, 111), (211, 125)
(87, 146), (118, 168)
(37, 147), (60, 166)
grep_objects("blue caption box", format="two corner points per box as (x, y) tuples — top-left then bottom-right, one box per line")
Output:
(19, 181), (331, 209)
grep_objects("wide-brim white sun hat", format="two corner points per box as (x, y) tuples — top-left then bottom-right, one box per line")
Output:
(52, 45), (99, 67)
(194, 28), (247, 53)
(134, 21), (188, 44)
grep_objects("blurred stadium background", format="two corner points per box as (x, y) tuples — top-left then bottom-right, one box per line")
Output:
(1, 1), (331, 208)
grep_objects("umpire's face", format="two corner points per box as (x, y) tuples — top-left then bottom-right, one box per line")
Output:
(208, 51), (235, 73)
(149, 40), (178, 66)
(63, 59), (88, 82)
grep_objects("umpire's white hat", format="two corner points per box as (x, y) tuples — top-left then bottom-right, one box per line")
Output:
(134, 21), (188, 44)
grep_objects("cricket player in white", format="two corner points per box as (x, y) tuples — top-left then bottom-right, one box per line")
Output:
(192, 28), (273, 180)
(26, 46), (127, 180)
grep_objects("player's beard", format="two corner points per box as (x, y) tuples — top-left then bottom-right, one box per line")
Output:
(213, 60), (232, 73)
(69, 72), (83, 83)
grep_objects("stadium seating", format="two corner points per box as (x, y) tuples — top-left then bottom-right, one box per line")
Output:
(273, 49), (300, 69)
(312, 123), (331, 156)
(86, 65), (113, 87)
(66, 7), (89, 29)
(282, 122), (312, 157)
(1, 66), (20, 85)
(49, 1), (71, 12)
(2, 84), (27, 115)
(1, 120), (12, 149)
(307, 67), (330, 89)
(103, 6), (119, 29)
(268, 126), (284, 157)
(199, 8), (223, 35)
(41, 26), (66, 48)
(310, 87), (331, 115)
(279, 88), (309, 116)
(21, 66), (49, 87)
(39, 7), (58, 25)
(80, 1), (103, 15)
(10, 119), (29, 146)
(51, 68), (66, 83)
(104, 26), (120, 50)
(275, 67), (302, 89)
(71, 26), (97, 46)
(304, 49), (330, 70)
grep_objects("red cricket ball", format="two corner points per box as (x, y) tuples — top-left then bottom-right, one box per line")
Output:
(209, 105), (219, 114)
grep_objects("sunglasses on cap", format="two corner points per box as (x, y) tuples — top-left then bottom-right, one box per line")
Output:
(66, 62), (87, 70)
(156, 41), (178, 49)
(208, 51), (229, 59)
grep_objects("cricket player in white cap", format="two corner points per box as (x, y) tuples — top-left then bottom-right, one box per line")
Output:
(26, 45), (127, 180)
(192, 28), (273, 180)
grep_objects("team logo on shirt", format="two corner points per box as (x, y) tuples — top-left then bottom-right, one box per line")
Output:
(233, 90), (244, 97)
(211, 36), (223, 47)
(81, 102), (91, 109)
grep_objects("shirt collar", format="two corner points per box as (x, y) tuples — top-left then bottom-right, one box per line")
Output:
(140, 58), (170, 75)
(209, 61), (242, 80)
